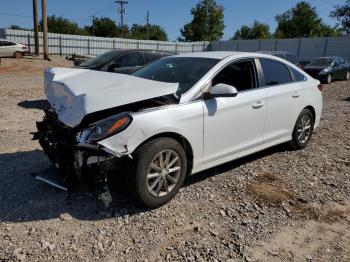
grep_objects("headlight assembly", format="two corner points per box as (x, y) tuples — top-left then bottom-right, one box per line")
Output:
(320, 68), (330, 74)
(83, 113), (132, 143)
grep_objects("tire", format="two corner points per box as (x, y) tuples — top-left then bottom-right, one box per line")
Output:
(324, 74), (332, 84)
(130, 137), (187, 208)
(14, 52), (23, 59)
(345, 71), (350, 81)
(289, 109), (314, 150)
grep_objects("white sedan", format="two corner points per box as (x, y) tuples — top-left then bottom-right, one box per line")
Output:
(35, 51), (322, 208)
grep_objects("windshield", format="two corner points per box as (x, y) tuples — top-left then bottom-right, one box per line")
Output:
(80, 50), (122, 68)
(132, 57), (219, 95)
(309, 58), (333, 67)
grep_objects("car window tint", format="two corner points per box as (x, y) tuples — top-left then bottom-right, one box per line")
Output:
(212, 60), (256, 92)
(144, 52), (162, 64)
(118, 52), (142, 67)
(285, 53), (298, 64)
(290, 67), (306, 82)
(260, 59), (292, 86)
(2, 41), (16, 46)
(339, 57), (345, 64)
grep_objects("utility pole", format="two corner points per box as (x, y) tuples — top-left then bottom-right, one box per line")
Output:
(32, 0), (39, 56)
(146, 11), (150, 40)
(116, 0), (128, 37)
(92, 15), (95, 36)
(41, 0), (49, 60)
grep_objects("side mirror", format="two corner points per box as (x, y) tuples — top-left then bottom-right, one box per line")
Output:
(206, 83), (238, 98)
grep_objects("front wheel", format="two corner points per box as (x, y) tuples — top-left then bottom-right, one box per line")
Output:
(289, 109), (314, 150)
(130, 137), (187, 208)
(324, 74), (332, 84)
(345, 71), (350, 81)
(14, 52), (23, 59)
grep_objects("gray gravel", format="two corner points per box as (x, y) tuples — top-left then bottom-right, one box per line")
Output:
(0, 57), (349, 261)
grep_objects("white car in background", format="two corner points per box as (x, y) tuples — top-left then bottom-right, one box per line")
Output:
(34, 51), (322, 208)
(0, 39), (28, 58)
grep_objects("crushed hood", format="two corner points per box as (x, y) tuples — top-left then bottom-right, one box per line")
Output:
(45, 67), (179, 127)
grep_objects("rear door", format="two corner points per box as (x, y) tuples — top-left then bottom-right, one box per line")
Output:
(258, 58), (305, 142)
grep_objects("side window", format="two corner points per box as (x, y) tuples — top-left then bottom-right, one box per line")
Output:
(290, 67), (306, 82)
(117, 52), (142, 67)
(212, 60), (256, 92)
(144, 52), (162, 64)
(286, 53), (298, 64)
(2, 41), (16, 46)
(260, 59), (292, 86)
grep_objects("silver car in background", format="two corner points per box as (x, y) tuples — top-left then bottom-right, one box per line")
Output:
(0, 39), (28, 58)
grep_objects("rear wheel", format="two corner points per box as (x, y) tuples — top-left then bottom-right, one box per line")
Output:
(130, 137), (187, 208)
(14, 52), (23, 59)
(289, 109), (314, 150)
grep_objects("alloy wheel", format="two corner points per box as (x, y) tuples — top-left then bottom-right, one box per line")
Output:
(146, 149), (181, 197)
(327, 74), (332, 84)
(297, 114), (312, 144)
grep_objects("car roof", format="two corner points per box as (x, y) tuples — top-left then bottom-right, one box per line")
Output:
(313, 56), (337, 59)
(259, 51), (295, 55)
(112, 48), (175, 54)
(174, 51), (283, 60)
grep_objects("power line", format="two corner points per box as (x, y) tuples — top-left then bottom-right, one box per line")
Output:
(0, 13), (32, 18)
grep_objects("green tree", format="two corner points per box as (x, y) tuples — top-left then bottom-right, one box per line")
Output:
(43, 15), (89, 35)
(331, 0), (350, 35)
(275, 1), (340, 38)
(179, 0), (225, 41)
(86, 17), (126, 38)
(233, 21), (271, 40)
(129, 24), (168, 41)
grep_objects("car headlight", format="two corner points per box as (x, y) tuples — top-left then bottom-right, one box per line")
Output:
(320, 68), (330, 74)
(83, 113), (132, 143)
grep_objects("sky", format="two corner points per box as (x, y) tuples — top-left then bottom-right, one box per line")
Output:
(0, 0), (344, 41)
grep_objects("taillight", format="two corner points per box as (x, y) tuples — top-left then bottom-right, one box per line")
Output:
(297, 63), (302, 68)
(317, 84), (322, 92)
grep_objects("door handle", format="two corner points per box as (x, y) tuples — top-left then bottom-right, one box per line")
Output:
(252, 101), (264, 109)
(292, 92), (301, 98)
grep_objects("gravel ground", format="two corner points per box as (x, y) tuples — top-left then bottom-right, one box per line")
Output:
(0, 57), (349, 262)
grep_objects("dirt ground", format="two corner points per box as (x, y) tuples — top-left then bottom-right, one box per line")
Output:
(0, 56), (349, 262)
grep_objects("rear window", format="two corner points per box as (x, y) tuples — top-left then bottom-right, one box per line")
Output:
(285, 53), (298, 64)
(260, 59), (292, 86)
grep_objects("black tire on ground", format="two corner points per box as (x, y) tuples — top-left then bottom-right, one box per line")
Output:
(289, 108), (314, 150)
(323, 74), (332, 84)
(345, 71), (350, 81)
(14, 52), (23, 59)
(130, 137), (187, 208)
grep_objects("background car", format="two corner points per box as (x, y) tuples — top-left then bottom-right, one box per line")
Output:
(0, 39), (28, 58)
(77, 49), (176, 74)
(258, 51), (300, 67)
(303, 56), (350, 84)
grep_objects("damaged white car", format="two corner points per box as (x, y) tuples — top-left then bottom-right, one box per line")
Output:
(33, 52), (322, 208)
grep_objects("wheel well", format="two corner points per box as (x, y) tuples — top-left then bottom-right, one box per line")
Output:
(136, 132), (194, 175)
(304, 106), (316, 122)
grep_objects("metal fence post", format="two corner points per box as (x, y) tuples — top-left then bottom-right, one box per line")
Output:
(113, 39), (115, 49)
(297, 38), (302, 58)
(323, 38), (329, 57)
(258, 40), (262, 51)
(175, 43), (178, 53)
(274, 39), (278, 51)
(237, 40), (240, 51)
(157, 42), (159, 50)
(87, 39), (90, 55)
(219, 41), (222, 51)
(59, 36), (62, 57)
(27, 34), (31, 55)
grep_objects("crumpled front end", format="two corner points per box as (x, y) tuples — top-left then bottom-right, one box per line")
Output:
(33, 109), (120, 206)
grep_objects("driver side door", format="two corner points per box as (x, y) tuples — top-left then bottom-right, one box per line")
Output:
(202, 59), (267, 165)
